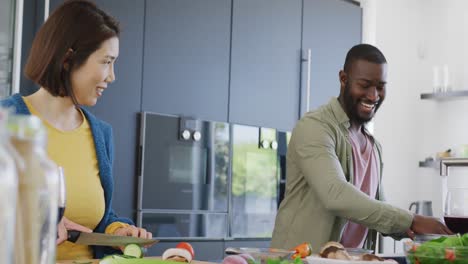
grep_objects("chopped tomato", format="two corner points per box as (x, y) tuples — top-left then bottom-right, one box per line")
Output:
(176, 242), (195, 258)
(445, 248), (456, 262)
(291, 242), (312, 259)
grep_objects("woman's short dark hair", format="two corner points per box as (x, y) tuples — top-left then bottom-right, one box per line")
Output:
(24, 0), (120, 103)
(343, 44), (387, 73)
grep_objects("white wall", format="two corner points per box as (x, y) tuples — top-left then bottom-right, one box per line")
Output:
(361, 0), (468, 254)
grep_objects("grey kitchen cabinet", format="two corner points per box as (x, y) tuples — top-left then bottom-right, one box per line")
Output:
(43, 0), (361, 233)
(20, 0), (46, 96)
(87, 0), (146, 220)
(142, 0), (231, 122)
(0, 0), (16, 97)
(301, 0), (362, 114)
(48, 0), (146, 220)
(229, 0), (302, 132)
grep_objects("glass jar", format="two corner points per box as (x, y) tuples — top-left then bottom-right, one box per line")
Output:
(8, 115), (58, 264)
(0, 109), (18, 264)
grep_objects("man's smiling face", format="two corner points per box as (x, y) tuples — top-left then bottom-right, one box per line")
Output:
(340, 59), (387, 125)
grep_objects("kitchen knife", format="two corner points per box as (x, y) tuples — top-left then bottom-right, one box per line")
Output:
(225, 247), (295, 258)
(67, 230), (158, 247)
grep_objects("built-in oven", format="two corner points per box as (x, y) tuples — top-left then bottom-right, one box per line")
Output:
(137, 112), (291, 239)
(137, 112), (230, 239)
(229, 124), (279, 238)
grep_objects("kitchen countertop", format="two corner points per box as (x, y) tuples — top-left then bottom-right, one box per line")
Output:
(56, 256), (405, 264)
(57, 257), (217, 264)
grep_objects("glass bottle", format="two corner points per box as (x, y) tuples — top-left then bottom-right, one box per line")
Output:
(0, 108), (18, 264)
(8, 115), (58, 264)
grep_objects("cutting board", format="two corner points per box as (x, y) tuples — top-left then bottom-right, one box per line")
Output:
(56, 257), (216, 264)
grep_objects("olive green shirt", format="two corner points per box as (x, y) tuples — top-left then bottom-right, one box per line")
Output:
(271, 98), (413, 250)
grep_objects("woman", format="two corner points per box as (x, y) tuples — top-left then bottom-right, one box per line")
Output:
(1, 0), (151, 260)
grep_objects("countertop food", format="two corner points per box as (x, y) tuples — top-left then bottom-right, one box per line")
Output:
(305, 255), (398, 264)
(309, 241), (398, 263)
(223, 247), (297, 264)
(56, 257), (215, 264)
(405, 234), (468, 264)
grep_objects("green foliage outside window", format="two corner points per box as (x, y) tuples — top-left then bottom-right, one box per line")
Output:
(231, 143), (277, 198)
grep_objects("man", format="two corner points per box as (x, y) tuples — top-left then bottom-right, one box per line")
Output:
(271, 44), (452, 250)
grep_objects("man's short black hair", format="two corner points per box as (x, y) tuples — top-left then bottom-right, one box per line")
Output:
(343, 44), (387, 73)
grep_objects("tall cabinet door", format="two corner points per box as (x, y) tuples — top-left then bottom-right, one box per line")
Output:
(229, 0), (302, 132)
(0, 0), (16, 97)
(301, 0), (362, 115)
(142, 0), (231, 122)
(90, 0), (145, 220)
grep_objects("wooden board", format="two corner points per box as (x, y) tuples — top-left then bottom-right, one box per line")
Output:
(57, 257), (216, 264)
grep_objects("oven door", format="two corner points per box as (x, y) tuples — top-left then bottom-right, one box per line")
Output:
(229, 124), (279, 238)
(140, 211), (227, 239)
(138, 112), (229, 212)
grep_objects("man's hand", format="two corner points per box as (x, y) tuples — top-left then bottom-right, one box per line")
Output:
(406, 214), (453, 239)
(56, 216), (93, 245)
(113, 225), (152, 239)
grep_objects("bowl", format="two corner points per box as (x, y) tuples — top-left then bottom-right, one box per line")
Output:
(404, 238), (468, 264)
(414, 234), (448, 243)
(344, 248), (373, 257)
(225, 247), (296, 263)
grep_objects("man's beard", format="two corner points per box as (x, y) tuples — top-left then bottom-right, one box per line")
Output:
(343, 82), (381, 125)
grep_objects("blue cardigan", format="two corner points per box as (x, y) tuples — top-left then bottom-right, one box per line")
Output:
(2, 93), (133, 258)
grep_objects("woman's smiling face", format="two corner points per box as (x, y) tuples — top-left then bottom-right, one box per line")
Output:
(70, 37), (119, 106)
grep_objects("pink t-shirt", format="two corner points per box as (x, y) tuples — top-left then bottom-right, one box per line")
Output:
(340, 132), (379, 248)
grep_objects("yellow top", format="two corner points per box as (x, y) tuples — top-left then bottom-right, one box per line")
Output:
(23, 97), (106, 260)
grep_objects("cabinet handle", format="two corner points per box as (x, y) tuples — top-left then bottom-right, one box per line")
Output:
(12, 0), (24, 94)
(306, 49), (311, 112)
(44, 0), (50, 20)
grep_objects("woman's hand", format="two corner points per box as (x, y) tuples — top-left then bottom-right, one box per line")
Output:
(56, 216), (93, 245)
(113, 225), (152, 239)
(113, 225), (153, 251)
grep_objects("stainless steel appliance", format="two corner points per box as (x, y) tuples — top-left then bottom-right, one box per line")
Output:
(230, 124), (279, 238)
(137, 112), (288, 239)
(137, 112), (230, 239)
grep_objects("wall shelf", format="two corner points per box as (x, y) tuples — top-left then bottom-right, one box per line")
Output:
(419, 160), (439, 168)
(420, 90), (468, 100)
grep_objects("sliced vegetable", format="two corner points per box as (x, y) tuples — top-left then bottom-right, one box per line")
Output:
(291, 242), (312, 259)
(99, 255), (118, 264)
(445, 248), (456, 261)
(100, 256), (193, 264)
(265, 256), (303, 264)
(176, 242), (195, 258)
(223, 255), (249, 264)
(124, 243), (144, 258)
(238, 253), (256, 264)
(162, 248), (193, 262)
